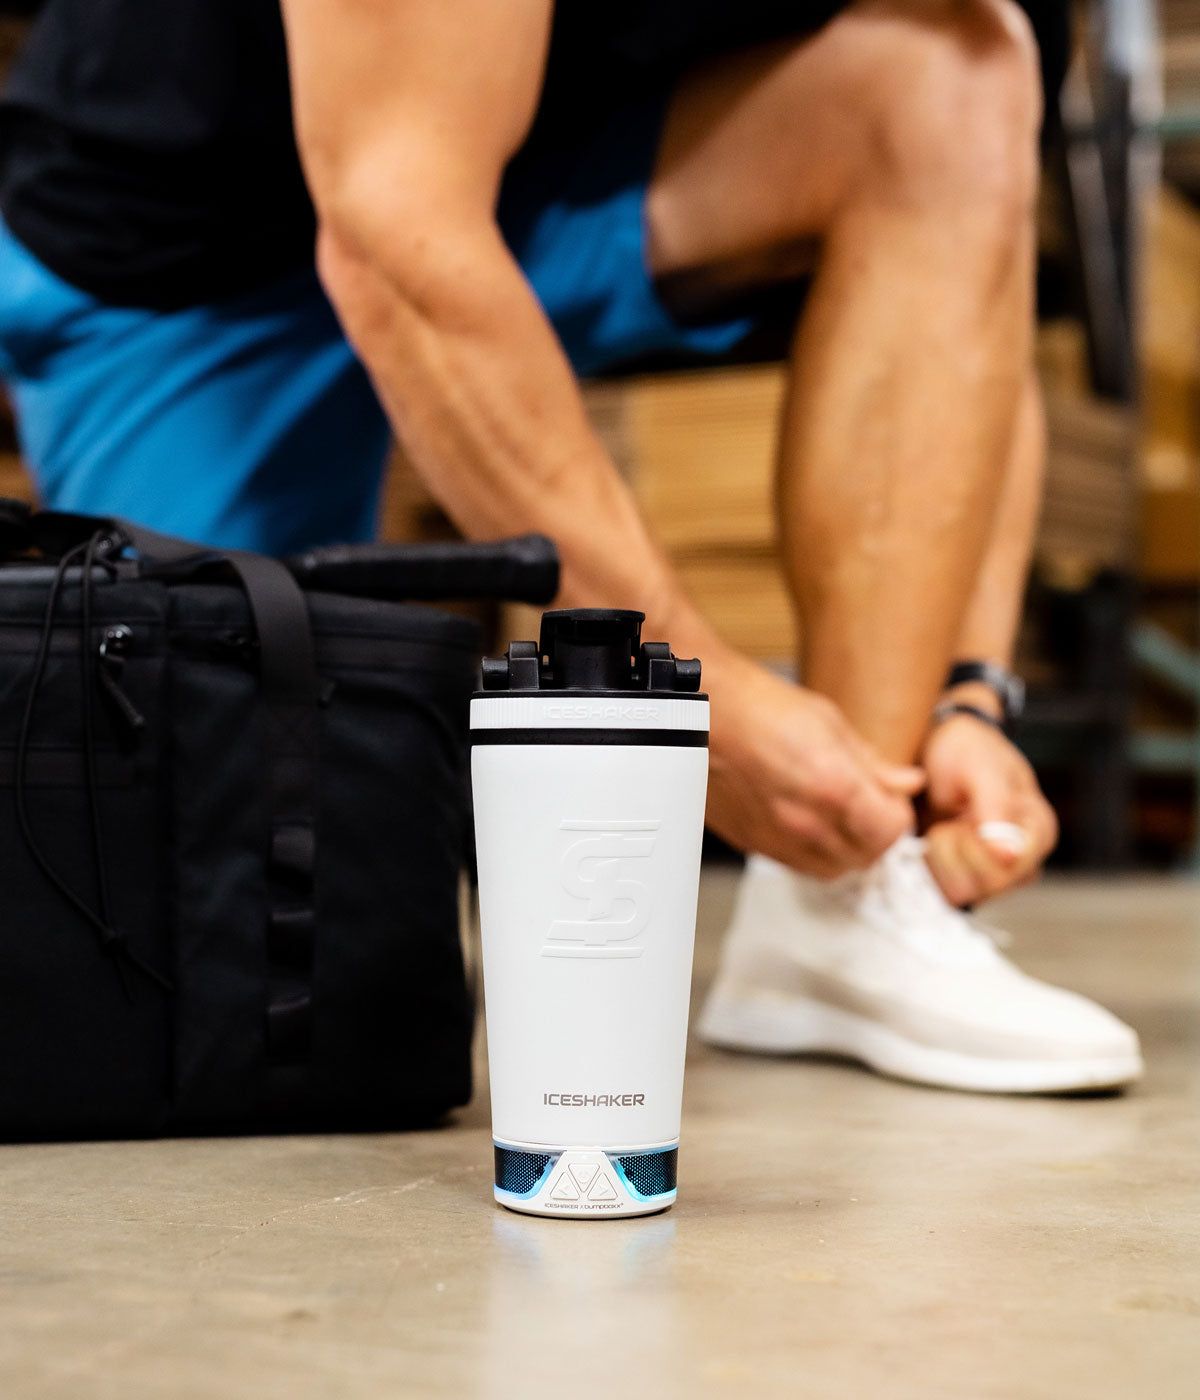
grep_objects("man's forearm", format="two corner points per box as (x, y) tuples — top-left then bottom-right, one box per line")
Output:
(318, 221), (729, 664)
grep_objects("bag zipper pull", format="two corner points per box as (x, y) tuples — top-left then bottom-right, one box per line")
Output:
(97, 624), (147, 736)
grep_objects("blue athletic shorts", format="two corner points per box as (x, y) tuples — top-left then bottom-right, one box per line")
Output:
(0, 95), (753, 554)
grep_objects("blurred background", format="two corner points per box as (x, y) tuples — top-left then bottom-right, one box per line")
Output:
(1, 0), (1198, 872)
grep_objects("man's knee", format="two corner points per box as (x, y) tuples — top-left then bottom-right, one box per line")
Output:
(860, 0), (1042, 231)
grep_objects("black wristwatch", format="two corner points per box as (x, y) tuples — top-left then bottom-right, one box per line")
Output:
(943, 660), (1026, 724)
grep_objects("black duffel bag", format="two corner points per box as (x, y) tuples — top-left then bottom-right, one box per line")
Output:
(0, 499), (558, 1139)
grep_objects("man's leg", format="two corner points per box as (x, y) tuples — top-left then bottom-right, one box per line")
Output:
(952, 372), (1046, 674)
(649, 4), (1140, 1089)
(921, 371), (1061, 903)
(647, 0), (1042, 764)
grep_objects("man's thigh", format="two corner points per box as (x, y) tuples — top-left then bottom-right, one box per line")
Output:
(0, 221), (390, 554)
(498, 89), (760, 376)
(495, 0), (851, 369)
(646, 0), (1062, 282)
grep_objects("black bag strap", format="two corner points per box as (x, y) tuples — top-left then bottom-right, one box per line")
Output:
(119, 522), (319, 1116)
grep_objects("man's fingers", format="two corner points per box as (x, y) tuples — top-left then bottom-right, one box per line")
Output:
(977, 820), (1029, 864)
(925, 821), (1004, 905)
(1024, 794), (1060, 862)
(835, 779), (916, 866)
(919, 714), (1060, 904)
(876, 762), (926, 796)
(770, 801), (872, 879)
(803, 735), (919, 861)
(956, 767), (1053, 891)
(974, 791), (1057, 870)
(841, 728), (926, 798)
(926, 807), (1052, 906)
(966, 824), (1009, 890)
(923, 823), (976, 906)
(977, 820), (1029, 854)
(774, 757), (915, 875)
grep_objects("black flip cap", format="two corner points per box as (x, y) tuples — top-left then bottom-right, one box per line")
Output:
(480, 608), (702, 694)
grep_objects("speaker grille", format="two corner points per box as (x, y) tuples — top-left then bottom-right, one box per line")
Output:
(494, 1145), (554, 1196)
(615, 1147), (678, 1198)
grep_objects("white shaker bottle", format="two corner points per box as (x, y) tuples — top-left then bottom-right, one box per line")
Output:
(471, 609), (709, 1217)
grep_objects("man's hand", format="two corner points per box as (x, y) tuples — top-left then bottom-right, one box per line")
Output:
(704, 648), (924, 878)
(921, 712), (1057, 906)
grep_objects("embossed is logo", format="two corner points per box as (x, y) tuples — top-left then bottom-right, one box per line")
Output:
(542, 819), (660, 959)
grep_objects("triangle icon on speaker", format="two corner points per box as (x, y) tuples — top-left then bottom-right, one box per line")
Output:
(550, 1173), (580, 1201)
(570, 1163), (598, 1189)
(588, 1173), (618, 1201)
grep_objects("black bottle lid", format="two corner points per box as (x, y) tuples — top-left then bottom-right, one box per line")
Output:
(479, 608), (703, 695)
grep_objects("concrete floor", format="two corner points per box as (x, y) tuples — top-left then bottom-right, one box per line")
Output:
(2, 871), (1198, 1400)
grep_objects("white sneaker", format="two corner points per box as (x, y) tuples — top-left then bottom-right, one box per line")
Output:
(697, 836), (1143, 1094)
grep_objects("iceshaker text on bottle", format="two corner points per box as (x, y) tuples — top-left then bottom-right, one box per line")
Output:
(470, 609), (709, 1218)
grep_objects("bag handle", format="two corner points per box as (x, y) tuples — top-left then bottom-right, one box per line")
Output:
(285, 533), (559, 604)
(0, 500), (560, 605)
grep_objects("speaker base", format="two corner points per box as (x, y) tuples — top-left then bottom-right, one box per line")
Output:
(493, 1141), (678, 1219)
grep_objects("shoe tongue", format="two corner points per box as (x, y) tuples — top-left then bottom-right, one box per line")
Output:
(881, 837), (947, 912)
(880, 838), (1001, 967)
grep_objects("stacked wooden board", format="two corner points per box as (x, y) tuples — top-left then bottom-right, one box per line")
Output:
(1041, 389), (1136, 584)
(583, 371), (792, 659)
(1160, 0), (1200, 199)
(0, 455), (31, 504)
(1141, 184), (1200, 581)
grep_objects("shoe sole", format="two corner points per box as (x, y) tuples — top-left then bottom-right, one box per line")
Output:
(697, 988), (1143, 1094)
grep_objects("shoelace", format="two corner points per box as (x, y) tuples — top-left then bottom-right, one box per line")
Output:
(872, 836), (1007, 967)
(14, 532), (172, 1000)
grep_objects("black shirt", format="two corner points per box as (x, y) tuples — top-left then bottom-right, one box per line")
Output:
(0, 1), (1067, 311)
(0, 0), (314, 306)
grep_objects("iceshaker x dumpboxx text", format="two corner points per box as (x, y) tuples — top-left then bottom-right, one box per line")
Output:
(470, 610), (709, 1217)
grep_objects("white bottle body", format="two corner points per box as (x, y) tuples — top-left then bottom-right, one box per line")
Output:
(471, 694), (708, 1216)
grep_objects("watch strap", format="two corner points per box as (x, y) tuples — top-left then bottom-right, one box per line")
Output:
(931, 700), (1006, 733)
(945, 660), (1025, 720)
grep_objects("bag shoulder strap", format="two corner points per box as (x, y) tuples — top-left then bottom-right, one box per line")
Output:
(123, 522), (318, 1116)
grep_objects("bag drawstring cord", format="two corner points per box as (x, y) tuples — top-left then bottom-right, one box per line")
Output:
(15, 532), (173, 1000)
